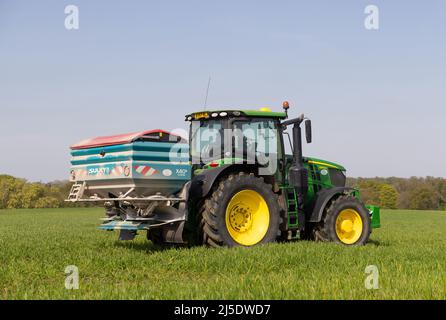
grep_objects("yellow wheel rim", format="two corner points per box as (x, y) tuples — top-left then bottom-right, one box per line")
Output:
(225, 190), (270, 246)
(335, 209), (363, 244)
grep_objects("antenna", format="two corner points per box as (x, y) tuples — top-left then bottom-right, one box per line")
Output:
(204, 76), (211, 110)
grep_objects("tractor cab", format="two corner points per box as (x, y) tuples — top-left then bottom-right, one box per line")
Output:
(185, 104), (317, 190)
(186, 108), (286, 176)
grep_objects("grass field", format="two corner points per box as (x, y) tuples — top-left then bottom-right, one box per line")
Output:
(0, 208), (445, 300)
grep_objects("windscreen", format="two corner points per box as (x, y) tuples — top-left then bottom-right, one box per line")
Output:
(190, 120), (224, 164)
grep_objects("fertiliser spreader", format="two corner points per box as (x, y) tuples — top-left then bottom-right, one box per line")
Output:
(67, 102), (380, 246)
(68, 129), (191, 242)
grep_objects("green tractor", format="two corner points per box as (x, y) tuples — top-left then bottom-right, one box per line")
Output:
(68, 102), (380, 247)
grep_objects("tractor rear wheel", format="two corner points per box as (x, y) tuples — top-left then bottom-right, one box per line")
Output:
(200, 172), (281, 247)
(314, 195), (371, 246)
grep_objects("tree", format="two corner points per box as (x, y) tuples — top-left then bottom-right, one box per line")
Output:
(409, 186), (439, 210)
(379, 184), (398, 209)
(397, 191), (411, 209)
(355, 179), (381, 206)
(5, 177), (26, 209)
(22, 183), (45, 209)
(35, 196), (60, 209)
(0, 175), (17, 209)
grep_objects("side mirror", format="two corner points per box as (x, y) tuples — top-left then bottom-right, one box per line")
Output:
(305, 120), (312, 143)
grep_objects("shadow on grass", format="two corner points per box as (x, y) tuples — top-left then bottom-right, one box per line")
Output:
(113, 238), (388, 253)
(289, 238), (389, 247)
(113, 240), (185, 253)
(367, 239), (389, 247)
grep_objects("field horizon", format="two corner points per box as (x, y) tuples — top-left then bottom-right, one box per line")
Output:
(0, 208), (445, 299)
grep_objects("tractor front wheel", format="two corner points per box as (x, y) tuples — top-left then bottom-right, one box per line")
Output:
(314, 195), (371, 246)
(200, 172), (281, 247)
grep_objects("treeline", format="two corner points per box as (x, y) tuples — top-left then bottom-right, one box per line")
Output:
(1, 174), (446, 210)
(347, 177), (446, 210)
(0, 175), (85, 209)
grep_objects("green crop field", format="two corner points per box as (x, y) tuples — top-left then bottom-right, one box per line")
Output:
(0, 208), (445, 300)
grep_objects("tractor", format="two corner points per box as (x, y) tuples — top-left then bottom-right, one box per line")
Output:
(67, 102), (380, 247)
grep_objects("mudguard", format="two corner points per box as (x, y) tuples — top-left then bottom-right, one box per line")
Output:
(308, 187), (355, 222)
(189, 164), (257, 200)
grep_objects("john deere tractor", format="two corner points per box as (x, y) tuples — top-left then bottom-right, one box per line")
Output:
(68, 102), (380, 247)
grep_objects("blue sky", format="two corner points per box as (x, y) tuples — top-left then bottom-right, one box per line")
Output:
(0, 0), (445, 181)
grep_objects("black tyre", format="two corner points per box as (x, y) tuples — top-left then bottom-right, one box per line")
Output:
(200, 172), (281, 247)
(147, 229), (183, 248)
(147, 228), (165, 246)
(314, 195), (371, 246)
